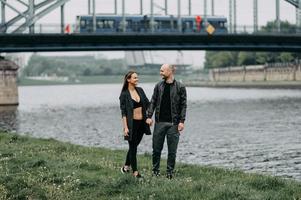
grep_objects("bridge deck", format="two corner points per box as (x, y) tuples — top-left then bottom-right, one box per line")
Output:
(0, 34), (301, 52)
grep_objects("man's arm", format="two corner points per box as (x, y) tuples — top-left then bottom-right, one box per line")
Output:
(179, 85), (187, 124)
(146, 83), (159, 125)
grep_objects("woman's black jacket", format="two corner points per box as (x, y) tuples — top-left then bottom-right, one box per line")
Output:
(119, 87), (151, 141)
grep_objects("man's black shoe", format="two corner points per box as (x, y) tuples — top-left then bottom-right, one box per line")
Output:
(166, 174), (173, 179)
(152, 171), (160, 177)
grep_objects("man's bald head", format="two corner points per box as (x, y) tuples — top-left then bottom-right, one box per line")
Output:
(161, 64), (175, 73)
(160, 64), (175, 81)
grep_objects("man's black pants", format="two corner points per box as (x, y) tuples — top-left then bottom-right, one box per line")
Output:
(152, 122), (179, 175)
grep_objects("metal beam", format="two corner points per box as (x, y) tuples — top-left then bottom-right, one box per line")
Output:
(15, 0), (28, 7)
(1, 34), (301, 52)
(13, 0), (70, 33)
(0, 0), (26, 17)
(254, 0), (258, 32)
(178, 0), (181, 32)
(140, 0), (142, 15)
(165, 0), (168, 15)
(297, 0), (301, 32)
(0, 0), (60, 32)
(150, 0), (154, 32)
(204, 0), (207, 27)
(88, 0), (91, 15)
(233, 0), (236, 33)
(189, 0), (191, 16)
(29, 0), (34, 34)
(212, 0), (214, 15)
(1, 0), (5, 26)
(276, 0), (281, 32)
(92, 0), (96, 32)
(284, 0), (299, 8)
(122, 0), (125, 32)
(61, 4), (64, 34)
(229, 0), (232, 33)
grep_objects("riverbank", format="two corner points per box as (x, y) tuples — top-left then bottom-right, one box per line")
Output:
(18, 75), (162, 86)
(18, 74), (204, 86)
(185, 80), (301, 89)
(0, 132), (300, 199)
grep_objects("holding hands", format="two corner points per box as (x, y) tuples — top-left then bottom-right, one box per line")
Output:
(146, 118), (153, 126)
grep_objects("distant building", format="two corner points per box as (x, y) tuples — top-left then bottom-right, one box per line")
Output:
(125, 51), (192, 74)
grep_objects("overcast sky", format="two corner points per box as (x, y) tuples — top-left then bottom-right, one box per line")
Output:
(4, 0), (297, 68)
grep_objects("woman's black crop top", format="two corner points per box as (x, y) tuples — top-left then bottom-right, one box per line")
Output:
(132, 98), (142, 109)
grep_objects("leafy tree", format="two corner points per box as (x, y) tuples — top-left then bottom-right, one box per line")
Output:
(204, 20), (299, 68)
(237, 52), (256, 66)
(23, 54), (126, 76)
(261, 20), (296, 34)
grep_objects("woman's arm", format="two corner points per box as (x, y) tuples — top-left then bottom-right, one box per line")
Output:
(119, 92), (127, 117)
(122, 116), (129, 136)
(119, 92), (129, 136)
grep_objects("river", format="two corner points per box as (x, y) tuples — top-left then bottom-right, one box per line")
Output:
(0, 83), (300, 181)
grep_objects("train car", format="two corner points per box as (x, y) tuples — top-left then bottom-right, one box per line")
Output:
(76, 14), (227, 34)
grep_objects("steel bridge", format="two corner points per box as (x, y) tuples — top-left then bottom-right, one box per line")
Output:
(0, 0), (301, 52)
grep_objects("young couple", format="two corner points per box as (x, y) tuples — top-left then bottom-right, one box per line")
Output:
(119, 64), (187, 179)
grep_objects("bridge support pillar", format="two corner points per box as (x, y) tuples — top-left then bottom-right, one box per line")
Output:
(0, 58), (19, 106)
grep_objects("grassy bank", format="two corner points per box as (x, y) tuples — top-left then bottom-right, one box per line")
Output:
(0, 132), (300, 200)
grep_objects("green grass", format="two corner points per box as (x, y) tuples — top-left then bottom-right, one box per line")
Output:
(0, 132), (300, 200)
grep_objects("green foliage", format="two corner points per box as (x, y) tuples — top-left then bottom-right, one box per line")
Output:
(237, 52), (256, 66)
(205, 20), (301, 69)
(260, 20), (297, 34)
(205, 51), (238, 68)
(0, 132), (300, 199)
(22, 54), (126, 77)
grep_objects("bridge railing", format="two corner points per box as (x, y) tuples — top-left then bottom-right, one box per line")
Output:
(0, 23), (301, 35)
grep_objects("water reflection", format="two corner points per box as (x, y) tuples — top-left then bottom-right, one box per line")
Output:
(0, 105), (18, 132)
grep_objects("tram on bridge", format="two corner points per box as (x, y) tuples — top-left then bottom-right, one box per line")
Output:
(76, 14), (227, 34)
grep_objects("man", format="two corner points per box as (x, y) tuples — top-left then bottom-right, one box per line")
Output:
(146, 64), (187, 179)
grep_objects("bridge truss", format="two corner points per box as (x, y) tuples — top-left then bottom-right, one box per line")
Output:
(0, 0), (70, 33)
(0, 0), (300, 34)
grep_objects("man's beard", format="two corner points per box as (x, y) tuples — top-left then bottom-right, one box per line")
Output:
(161, 75), (167, 80)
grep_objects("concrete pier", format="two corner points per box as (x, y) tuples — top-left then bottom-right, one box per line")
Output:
(0, 58), (19, 106)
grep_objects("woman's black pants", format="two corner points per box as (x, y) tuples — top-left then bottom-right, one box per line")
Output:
(125, 120), (144, 172)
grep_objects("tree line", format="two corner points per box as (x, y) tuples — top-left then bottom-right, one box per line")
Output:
(22, 54), (126, 77)
(204, 20), (301, 69)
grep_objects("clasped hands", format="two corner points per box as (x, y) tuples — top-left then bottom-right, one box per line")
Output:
(146, 118), (184, 132)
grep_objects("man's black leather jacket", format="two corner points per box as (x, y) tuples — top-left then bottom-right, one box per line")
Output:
(147, 79), (187, 125)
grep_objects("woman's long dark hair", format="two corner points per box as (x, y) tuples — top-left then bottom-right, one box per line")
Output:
(121, 71), (137, 93)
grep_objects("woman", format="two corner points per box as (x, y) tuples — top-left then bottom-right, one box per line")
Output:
(119, 71), (151, 178)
